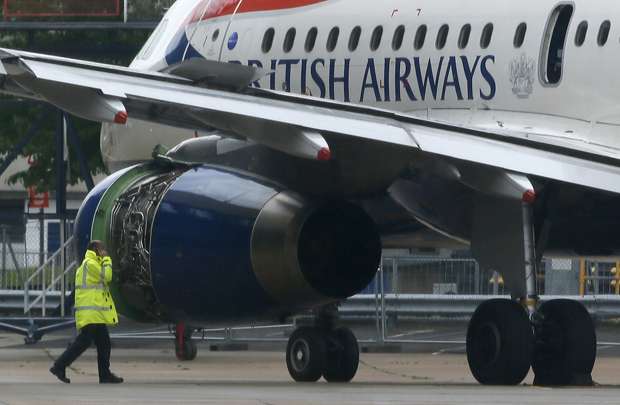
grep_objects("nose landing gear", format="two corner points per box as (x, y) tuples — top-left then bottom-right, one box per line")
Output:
(174, 322), (198, 361)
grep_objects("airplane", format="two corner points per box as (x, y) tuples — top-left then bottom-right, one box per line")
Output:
(0, 0), (616, 386)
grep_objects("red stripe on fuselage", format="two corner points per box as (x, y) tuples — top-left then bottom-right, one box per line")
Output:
(190, 0), (326, 23)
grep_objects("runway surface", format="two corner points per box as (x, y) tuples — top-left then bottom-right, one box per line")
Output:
(1, 320), (620, 404)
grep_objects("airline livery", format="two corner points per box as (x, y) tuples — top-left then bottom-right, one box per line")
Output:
(0, 0), (616, 386)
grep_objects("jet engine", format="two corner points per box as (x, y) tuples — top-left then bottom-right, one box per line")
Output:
(74, 163), (381, 322)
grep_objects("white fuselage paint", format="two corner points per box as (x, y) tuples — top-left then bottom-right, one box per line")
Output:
(102, 0), (620, 171)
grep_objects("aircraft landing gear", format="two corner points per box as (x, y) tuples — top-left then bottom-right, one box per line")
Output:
(286, 308), (359, 383)
(174, 322), (197, 361)
(467, 175), (595, 385)
(532, 299), (596, 386)
(466, 299), (533, 385)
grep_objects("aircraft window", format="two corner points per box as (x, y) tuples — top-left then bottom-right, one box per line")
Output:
(305, 27), (318, 52)
(262, 28), (275, 53)
(212, 29), (220, 42)
(370, 25), (383, 51)
(349, 26), (361, 51)
(598, 20), (611, 46)
(480, 23), (493, 49)
(327, 27), (340, 52)
(514, 22), (527, 48)
(414, 25), (427, 50)
(283, 27), (296, 53)
(392, 25), (405, 50)
(575, 21), (587, 46)
(458, 24), (471, 49)
(436, 24), (449, 50)
(541, 4), (573, 85)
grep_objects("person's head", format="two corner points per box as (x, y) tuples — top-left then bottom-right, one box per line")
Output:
(87, 240), (107, 257)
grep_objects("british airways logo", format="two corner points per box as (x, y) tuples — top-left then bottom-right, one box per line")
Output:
(231, 56), (496, 103)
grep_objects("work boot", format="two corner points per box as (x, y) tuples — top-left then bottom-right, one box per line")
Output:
(99, 373), (124, 384)
(49, 366), (70, 384)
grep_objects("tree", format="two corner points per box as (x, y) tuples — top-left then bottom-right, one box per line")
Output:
(0, 27), (152, 191)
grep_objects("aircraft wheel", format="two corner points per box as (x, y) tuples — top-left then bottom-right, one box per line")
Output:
(532, 299), (596, 386)
(286, 326), (326, 382)
(466, 299), (533, 385)
(323, 327), (359, 383)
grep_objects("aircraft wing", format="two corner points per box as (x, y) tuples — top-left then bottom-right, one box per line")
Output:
(1, 48), (620, 194)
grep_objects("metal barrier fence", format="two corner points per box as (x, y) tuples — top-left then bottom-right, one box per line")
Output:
(375, 256), (620, 297)
(375, 257), (506, 296)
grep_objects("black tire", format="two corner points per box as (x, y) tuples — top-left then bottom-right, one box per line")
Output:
(286, 327), (327, 382)
(532, 299), (596, 386)
(466, 298), (533, 385)
(175, 338), (198, 361)
(323, 328), (359, 383)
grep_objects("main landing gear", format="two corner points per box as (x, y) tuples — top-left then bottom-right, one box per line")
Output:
(466, 175), (596, 385)
(466, 297), (596, 386)
(286, 309), (360, 382)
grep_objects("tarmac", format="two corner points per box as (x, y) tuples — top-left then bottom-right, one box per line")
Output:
(1, 321), (620, 404)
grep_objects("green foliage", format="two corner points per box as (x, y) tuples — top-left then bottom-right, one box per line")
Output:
(0, 100), (107, 192)
(0, 0), (173, 191)
(0, 26), (152, 191)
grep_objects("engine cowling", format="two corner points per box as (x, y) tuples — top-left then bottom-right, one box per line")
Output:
(74, 163), (381, 322)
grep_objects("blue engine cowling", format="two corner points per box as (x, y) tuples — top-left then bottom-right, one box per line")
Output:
(74, 163), (381, 322)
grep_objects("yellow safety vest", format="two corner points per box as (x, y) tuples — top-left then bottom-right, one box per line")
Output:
(74, 249), (118, 330)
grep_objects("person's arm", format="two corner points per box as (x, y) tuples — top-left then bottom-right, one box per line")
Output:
(101, 256), (113, 285)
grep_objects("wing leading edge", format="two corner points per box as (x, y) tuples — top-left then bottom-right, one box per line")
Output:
(1, 48), (620, 194)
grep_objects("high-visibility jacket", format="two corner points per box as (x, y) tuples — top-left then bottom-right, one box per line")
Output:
(74, 249), (118, 330)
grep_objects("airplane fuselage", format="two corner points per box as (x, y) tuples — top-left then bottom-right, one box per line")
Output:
(102, 0), (620, 170)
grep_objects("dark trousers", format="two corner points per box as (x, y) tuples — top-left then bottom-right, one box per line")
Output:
(54, 324), (111, 378)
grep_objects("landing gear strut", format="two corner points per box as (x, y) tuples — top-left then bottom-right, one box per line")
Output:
(174, 322), (197, 361)
(286, 307), (359, 383)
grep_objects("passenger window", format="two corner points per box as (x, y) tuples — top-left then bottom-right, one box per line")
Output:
(514, 22), (527, 48)
(349, 26), (361, 51)
(392, 25), (405, 50)
(212, 29), (220, 42)
(262, 28), (275, 53)
(414, 25), (427, 50)
(541, 4), (573, 85)
(436, 24), (449, 50)
(598, 20), (611, 46)
(480, 23), (493, 49)
(327, 27), (340, 52)
(458, 24), (471, 49)
(283, 28), (296, 53)
(370, 26), (383, 51)
(575, 21), (587, 47)
(305, 27), (318, 52)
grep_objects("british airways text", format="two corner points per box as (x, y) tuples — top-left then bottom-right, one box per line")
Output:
(231, 56), (496, 103)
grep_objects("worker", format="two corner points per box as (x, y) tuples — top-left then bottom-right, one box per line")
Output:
(49, 240), (123, 384)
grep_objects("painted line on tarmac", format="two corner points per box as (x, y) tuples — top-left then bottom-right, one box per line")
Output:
(388, 329), (435, 338)
(432, 345), (466, 355)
